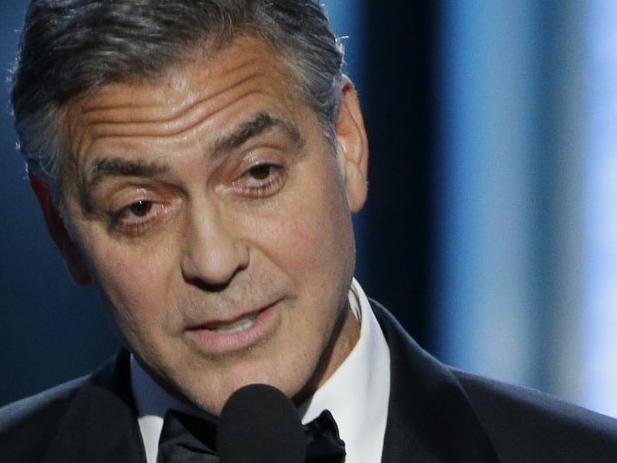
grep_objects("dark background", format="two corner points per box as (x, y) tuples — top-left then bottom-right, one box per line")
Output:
(358, 1), (437, 349)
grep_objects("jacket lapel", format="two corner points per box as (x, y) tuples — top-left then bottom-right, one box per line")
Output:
(372, 302), (501, 462)
(42, 352), (147, 463)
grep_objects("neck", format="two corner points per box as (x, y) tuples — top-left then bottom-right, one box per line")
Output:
(293, 303), (360, 404)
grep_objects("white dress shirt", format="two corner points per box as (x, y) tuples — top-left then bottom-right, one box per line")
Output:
(131, 278), (391, 463)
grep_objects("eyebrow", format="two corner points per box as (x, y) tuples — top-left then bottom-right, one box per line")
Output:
(79, 158), (169, 212)
(84, 157), (169, 190)
(211, 111), (304, 156)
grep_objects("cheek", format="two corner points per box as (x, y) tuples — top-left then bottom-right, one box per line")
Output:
(252, 172), (354, 281)
(278, 216), (323, 265)
(79, 230), (178, 325)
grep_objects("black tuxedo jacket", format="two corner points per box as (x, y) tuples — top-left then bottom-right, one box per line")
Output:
(2, 301), (617, 462)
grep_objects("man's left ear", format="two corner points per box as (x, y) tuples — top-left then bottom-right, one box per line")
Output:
(334, 76), (369, 213)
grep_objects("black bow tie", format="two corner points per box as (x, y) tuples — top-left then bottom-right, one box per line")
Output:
(157, 408), (346, 463)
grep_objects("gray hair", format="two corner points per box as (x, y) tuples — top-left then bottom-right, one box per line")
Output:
(11, 0), (344, 205)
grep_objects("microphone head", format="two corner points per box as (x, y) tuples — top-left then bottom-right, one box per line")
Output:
(217, 384), (306, 463)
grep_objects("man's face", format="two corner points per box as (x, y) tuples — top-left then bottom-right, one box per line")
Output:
(57, 37), (368, 413)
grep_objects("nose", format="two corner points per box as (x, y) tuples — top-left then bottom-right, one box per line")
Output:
(181, 203), (249, 291)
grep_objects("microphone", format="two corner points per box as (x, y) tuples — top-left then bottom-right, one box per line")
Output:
(217, 383), (306, 463)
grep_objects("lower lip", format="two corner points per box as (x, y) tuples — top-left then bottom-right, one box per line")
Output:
(184, 301), (280, 354)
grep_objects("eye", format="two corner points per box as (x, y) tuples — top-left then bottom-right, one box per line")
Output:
(248, 164), (275, 181)
(127, 200), (153, 217)
(110, 199), (170, 236)
(232, 161), (285, 198)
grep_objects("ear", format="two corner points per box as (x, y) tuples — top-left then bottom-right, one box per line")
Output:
(334, 76), (369, 213)
(29, 171), (92, 286)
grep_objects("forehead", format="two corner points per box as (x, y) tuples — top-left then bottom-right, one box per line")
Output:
(61, 36), (306, 178)
(83, 35), (297, 106)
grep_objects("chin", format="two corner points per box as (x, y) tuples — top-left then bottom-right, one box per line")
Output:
(179, 366), (296, 415)
(155, 355), (321, 415)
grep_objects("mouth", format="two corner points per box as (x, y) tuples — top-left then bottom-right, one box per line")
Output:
(184, 300), (281, 354)
(205, 311), (260, 334)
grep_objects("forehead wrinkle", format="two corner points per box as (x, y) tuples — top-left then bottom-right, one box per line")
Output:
(81, 74), (267, 139)
(82, 73), (259, 131)
(86, 88), (279, 145)
(79, 55), (264, 117)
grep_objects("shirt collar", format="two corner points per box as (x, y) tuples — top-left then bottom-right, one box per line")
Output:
(299, 278), (391, 463)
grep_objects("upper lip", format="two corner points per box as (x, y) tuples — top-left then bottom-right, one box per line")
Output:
(185, 299), (279, 331)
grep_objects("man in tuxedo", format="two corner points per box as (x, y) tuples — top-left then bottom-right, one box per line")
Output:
(2, 1), (617, 462)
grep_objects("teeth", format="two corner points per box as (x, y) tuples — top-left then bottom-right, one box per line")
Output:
(212, 314), (258, 333)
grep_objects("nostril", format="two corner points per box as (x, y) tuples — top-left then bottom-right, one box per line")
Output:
(185, 275), (233, 293)
(180, 244), (250, 291)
